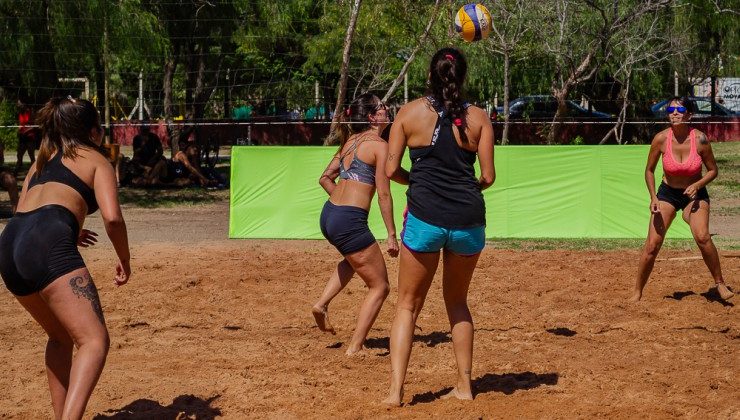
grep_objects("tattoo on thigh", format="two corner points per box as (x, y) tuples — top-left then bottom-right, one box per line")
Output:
(69, 273), (105, 325)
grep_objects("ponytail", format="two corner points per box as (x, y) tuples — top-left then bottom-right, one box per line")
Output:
(35, 97), (102, 172)
(329, 93), (383, 153)
(428, 48), (469, 143)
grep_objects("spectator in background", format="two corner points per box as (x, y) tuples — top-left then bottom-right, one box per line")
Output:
(15, 101), (39, 175)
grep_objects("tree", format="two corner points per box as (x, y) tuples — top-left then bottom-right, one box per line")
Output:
(486, 0), (531, 145)
(533, 0), (673, 143)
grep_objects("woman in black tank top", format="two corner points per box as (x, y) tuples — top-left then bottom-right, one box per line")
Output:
(0, 97), (131, 419)
(382, 48), (495, 406)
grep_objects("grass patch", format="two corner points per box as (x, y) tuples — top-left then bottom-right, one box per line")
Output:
(119, 187), (228, 208)
(486, 237), (694, 251)
(711, 142), (740, 201)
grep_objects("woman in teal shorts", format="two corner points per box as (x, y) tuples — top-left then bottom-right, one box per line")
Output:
(383, 48), (495, 405)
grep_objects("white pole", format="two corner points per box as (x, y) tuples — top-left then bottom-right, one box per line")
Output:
(315, 80), (320, 106)
(404, 72), (408, 104)
(138, 70), (144, 120)
(494, 92), (498, 108)
(674, 71), (679, 96)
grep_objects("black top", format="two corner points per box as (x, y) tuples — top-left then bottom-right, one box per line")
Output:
(28, 152), (99, 214)
(406, 96), (485, 229)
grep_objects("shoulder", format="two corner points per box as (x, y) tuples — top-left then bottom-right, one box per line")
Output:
(651, 129), (668, 147)
(397, 98), (431, 118)
(465, 105), (488, 120)
(693, 129), (710, 145)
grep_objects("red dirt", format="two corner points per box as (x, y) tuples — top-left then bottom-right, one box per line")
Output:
(0, 200), (738, 418)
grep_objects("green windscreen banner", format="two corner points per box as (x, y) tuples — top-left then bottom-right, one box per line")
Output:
(229, 146), (692, 239)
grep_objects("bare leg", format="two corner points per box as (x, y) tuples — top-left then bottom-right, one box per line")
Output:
(14, 140), (27, 175)
(632, 201), (676, 302)
(343, 243), (390, 355)
(313, 258), (354, 334)
(41, 268), (110, 420)
(1, 171), (18, 213)
(16, 293), (74, 419)
(439, 250), (479, 401)
(383, 245), (438, 406)
(684, 200), (733, 300)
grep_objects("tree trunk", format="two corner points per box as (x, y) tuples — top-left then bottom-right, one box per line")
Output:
(163, 55), (177, 157)
(326, 0), (362, 145)
(502, 51), (511, 145)
(382, 0), (442, 102)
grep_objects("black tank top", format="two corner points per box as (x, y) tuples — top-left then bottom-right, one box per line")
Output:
(406, 96), (485, 229)
(28, 152), (99, 214)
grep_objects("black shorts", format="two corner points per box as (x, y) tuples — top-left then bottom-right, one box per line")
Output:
(0, 205), (86, 296)
(319, 201), (376, 255)
(656, 181), (709, 211)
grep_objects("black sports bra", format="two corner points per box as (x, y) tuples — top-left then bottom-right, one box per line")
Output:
(28, 152), (99, 214)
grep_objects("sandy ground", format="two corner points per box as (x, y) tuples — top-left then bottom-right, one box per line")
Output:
(0, 199), (738, 419)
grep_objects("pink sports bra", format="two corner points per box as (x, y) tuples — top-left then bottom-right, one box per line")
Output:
(662, 129), (702, 178)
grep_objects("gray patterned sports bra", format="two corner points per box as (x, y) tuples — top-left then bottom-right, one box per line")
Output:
(339, 135), (376, 186)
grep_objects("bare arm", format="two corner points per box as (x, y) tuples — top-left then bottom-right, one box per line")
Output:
(94, 160), (131, 285)
(693, 131), (718, 189)
(318, 154), (341, 195)
(476, 109), (495, 190)
(373, 142), (399, 257)
(385, 113), (410, 185)
(645, 133), (663, 213)
(175, 151), (209, 185)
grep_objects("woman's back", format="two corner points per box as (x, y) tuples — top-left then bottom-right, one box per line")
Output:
(329, 133), (385, 210)
(19, 147), (108, 227)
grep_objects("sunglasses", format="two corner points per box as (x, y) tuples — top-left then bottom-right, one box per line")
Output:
(666, 106), (687, 114)
(374, 102), (387, 112)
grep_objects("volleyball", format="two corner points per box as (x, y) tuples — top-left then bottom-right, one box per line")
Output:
(454, 3), (492, 42)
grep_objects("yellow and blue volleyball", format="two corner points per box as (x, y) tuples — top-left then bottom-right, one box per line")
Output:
(454, 3), (492, 42)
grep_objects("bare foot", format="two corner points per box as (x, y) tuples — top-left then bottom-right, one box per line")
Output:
(345, 345), (366, 356)
(440, 387), (473, 401)
(312, 306), (335, 334)
(382, 388), (403, 407)
(629, 290), (642, 302)
(717, 283), (734, 300)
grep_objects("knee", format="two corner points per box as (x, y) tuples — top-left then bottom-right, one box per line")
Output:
(693, 232), (712, 247)
(375, 281), (390, 298)
(642, 240), (663, 259)
(47, 333), (74, 350)
(73, 330), (110, 355)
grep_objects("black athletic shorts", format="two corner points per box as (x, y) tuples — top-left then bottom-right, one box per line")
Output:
(0, 205), (86, 296)
(319, 201), (376, 255)
(656, 181), (709, 211)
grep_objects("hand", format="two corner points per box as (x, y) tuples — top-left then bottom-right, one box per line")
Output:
(649, 197), (661, 214)
(77, 229), (98, 247)
(387, 235), (399, 258)
(114, 259), (131, 286)
(683, 184), (698, 200)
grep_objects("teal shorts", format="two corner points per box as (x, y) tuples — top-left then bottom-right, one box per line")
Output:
(401, 210), (485, 255)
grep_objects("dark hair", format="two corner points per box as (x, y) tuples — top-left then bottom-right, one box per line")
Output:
(666, 96), (697, 114)
(35, 97), (102, 172)
(331, 93), (383, 152)
(428, 47), (468, 142)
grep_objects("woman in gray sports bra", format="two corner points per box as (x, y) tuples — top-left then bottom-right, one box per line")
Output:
(313, 93), (399, 355)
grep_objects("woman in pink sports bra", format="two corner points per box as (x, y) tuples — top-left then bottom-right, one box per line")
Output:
(633, 96), (733, 302)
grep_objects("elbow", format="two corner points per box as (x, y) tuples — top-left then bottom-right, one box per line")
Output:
(104, 216), (126, 230)
(480, 174), (495, 190)
(385, 166), (396, 180)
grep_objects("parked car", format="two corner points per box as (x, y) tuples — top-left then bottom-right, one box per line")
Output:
(651, 96), (738, 119)
(505, 95), (613, 120)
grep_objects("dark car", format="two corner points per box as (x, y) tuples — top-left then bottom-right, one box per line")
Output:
(506, 95), (613, 120)
(651, 96), (738, 119)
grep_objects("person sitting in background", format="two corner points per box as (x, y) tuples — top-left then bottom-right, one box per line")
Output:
(128, 124), (166, 186)
(145, 142), (217, 188)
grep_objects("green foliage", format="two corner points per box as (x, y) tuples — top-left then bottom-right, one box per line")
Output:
(0, 101), (17, 150)
(570, 136), (585, 145)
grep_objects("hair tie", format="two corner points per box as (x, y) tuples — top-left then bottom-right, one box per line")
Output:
(444, 53), (456, 61)
(453, 118), (463, 127)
